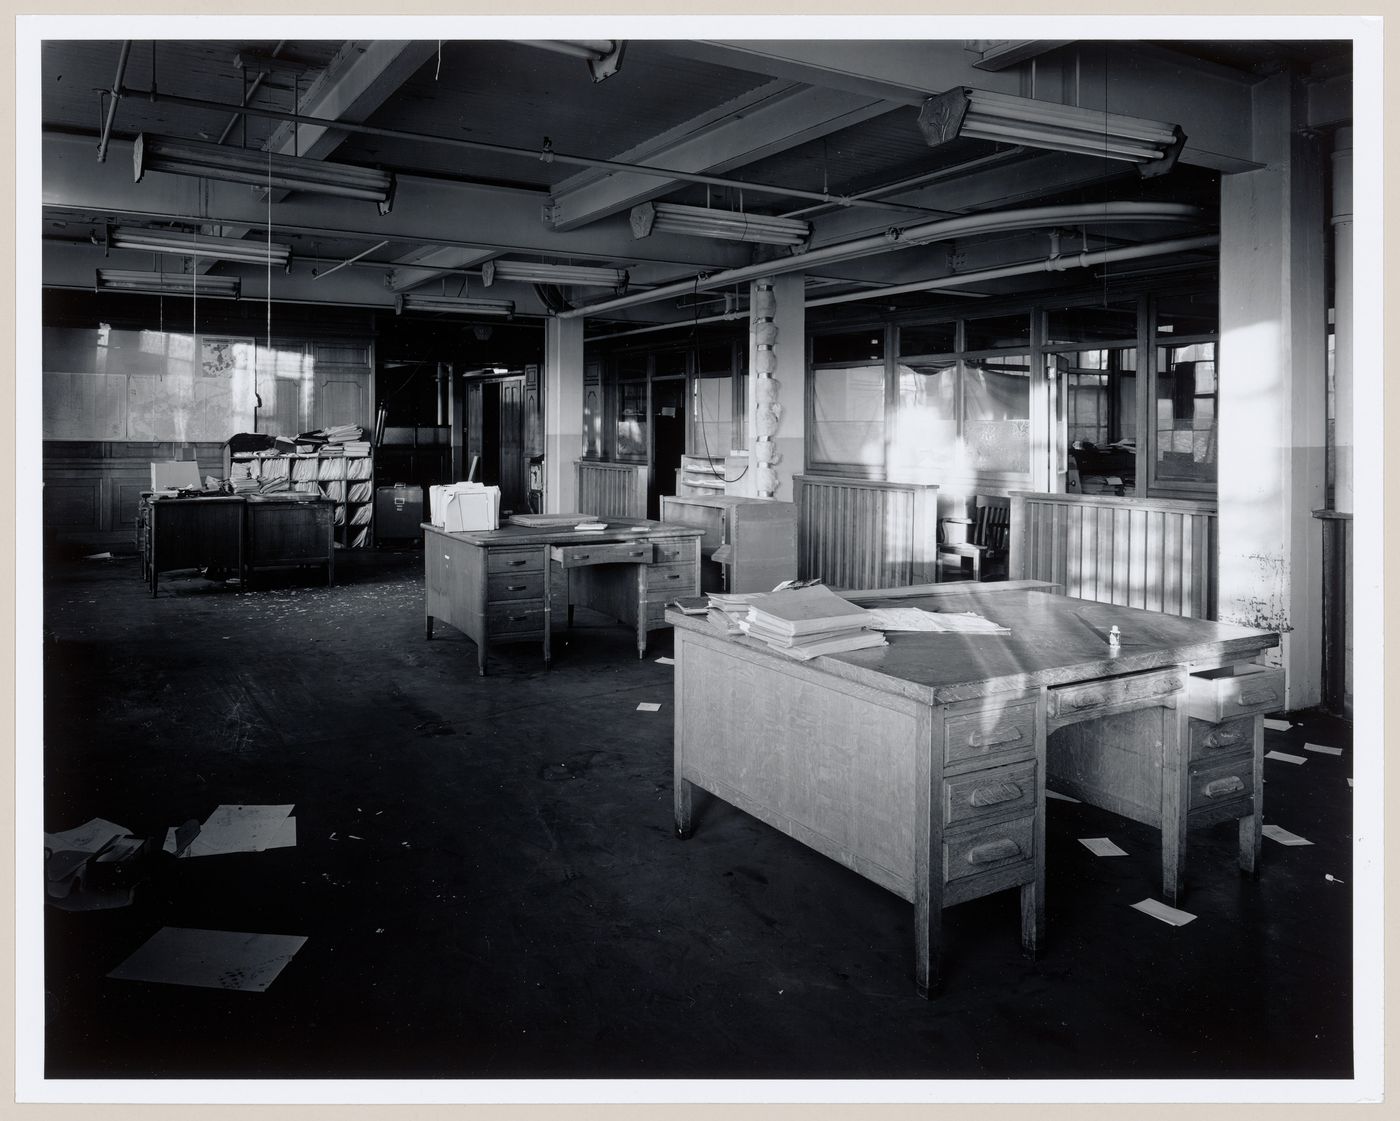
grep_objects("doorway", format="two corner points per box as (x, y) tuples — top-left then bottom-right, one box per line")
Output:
(650, 376), (687, 518)
(470, 374), (526, 515)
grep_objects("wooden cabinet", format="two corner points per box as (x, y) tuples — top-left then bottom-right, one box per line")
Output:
(244, 497), (336, 586)
(659, 494), (797, 594)
(141, 495), (244, 595)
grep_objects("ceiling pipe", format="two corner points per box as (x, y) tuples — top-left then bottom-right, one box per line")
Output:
(557, 201), (1204, 319)
(115, 84), (947, 217)
(217, 40), (288, 146)
(589, 233), (1217, 339)
(95, 40), (132, 163)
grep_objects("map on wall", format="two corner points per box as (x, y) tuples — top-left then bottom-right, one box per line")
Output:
(201, 336), (245, 378)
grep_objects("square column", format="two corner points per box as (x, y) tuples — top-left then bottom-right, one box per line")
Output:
(738, 272), (806, 501)
(544, 316), (584, 513)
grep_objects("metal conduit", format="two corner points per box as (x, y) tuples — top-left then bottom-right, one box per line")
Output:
(116, 84), (946, 217)
(96, 41), (132, 163)
(589, 233), (1218, 339)
(559, 201), (1204, 318)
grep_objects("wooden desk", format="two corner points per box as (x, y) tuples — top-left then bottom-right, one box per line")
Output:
(668, 584), (1278, 997)
(244, 496), (336, 588)
(142, 495), (245, 596)
(424, 519), (703, 675)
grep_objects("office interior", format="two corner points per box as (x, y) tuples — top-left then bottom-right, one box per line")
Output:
(29, 30), (1371, 1092)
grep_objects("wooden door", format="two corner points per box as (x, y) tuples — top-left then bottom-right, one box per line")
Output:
(465, 380), (484, 482)
(497, 376), (525, 513)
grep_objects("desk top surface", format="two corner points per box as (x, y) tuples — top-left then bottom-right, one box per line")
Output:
(423, 518), (705, 547)
(669, 584), (1279, 705)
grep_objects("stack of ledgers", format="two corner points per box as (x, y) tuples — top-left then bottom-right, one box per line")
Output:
(346, 458), (373, 481)
(737, 584), (887, 661)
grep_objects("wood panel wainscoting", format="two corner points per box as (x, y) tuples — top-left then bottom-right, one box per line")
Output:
(1008, 491), (1217, 619)
(792, 476), (939, 590)
(575, 460), (649, 520)
(44, 440), (229, 555)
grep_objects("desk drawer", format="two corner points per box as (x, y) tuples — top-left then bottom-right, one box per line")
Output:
(487, 570), (545, 602)
(944, 813), (1034, 885)
(487, 547), (543, 575)
(1047, 667), (1185, 723)
(1188, 753), (1255, 812)
(555, 541), (653, 568)
(652, 539), (696, 565)
(944, 697), (1038, 768)
(944, 759), (1037, 829)
(1187, 664), (1285, 723)
(644, 562), (699, 600)
(1189, 714), (1255, 761)
(486, 600), (545, 636)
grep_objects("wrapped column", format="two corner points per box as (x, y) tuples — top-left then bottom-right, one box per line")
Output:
(744, 274), (805, 500)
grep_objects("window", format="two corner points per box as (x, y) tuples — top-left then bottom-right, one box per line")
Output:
(1154, 341), (1217, 485)
(694, 375), (734, 458)
(812, 330), (884, 365)
(890, 360), (956, 478)
(962, 355), (1031, 473)
(614, 379), (648, 460)
(810, 364), (886, 468)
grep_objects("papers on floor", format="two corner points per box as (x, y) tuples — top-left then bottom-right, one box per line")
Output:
(1265, 750), (1307, 765)
(654, 656), (675, 665)
(1262, 824), (1314, 846)
(636, 702), (661, 712)
(107, 927), (307, 992)
(1132, 898), (1198, 927)
(1045, 789), (1081, 804)
(1304, 742), (1344, 756)
(167, 804), (297, 858)
(1079, 837), (1129, 857)
(1263, 718), (1291, 732)
(45, 817), (129, 856)
(864, 606), (1011, 634)
(738, 584), (887, 660)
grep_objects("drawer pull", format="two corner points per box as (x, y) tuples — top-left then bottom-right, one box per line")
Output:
(1070, 692), (1107, 710)
(1204, 729), (1245, 750)
(627, 550), (646, 559)
(665, 572), (681, 580)
(1238, 689), (1277, 706)
(968, 725), (1024, 749)
(967, 838), (1022, 864)
(506, 584), (527, 592)
(576, 554), (590, 561)
(1204, 776), (1246, 799)
(968, 782), (1023, 808)
(506, 559), (528, 567)
(1155, 678), (1184, 696)
(508, 614), (528, 623)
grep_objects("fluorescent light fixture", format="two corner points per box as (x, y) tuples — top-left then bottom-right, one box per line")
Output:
(107, 225), (292, 267)
(95, 269), (241, 298)
(395, 293), (515, 317)
(134, 133), (396, 213)
(481, 260), (628, 289)
(514, 40), (625, 82)
(917, 89), (1186, 177)
(630, 201), (811, 247)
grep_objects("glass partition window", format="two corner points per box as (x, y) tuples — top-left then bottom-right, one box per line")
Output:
(962, 355), (1031, 473)
(1154, 341), (1217, 485)
(614, 380), (648, 460)
(694, 375), (734, 458)
(890, 360), (956, 477)
(811, 364), (886, 468)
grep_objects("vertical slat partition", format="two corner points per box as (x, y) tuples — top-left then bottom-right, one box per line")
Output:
(575, 460), (648, 520)
(1009, 492), (1217, 619)
(793, 477), (939, 590)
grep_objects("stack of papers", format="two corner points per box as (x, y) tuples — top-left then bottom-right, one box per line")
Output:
(864, 606), (1011, 634)
(707, 592), (766, 635)
(740, 585), (886, 661)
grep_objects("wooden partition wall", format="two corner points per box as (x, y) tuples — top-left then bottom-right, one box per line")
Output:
(575, 460), (649, 519)
(1008, 491), (1217, 618)
(793, 476), (939, 590)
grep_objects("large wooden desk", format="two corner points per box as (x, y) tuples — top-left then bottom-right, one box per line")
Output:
(142, 495), (245, 596)
(668, 583), (1279, 997)
(244, 496), (336, 588)
(424, 519), (703, 674)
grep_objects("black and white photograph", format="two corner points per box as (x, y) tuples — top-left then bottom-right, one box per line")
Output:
(16, 13), (1384, 1109)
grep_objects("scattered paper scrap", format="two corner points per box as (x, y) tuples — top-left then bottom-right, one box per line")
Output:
(1079, 837), (1129, 858)
(1046, 789), (1081, 804)
(1304, 743), (1343, 756)
(636, 703), (662, 712)
(865, 606), (1011, 634)
(655, 656), (675, 666)
(83, 551), (116, 560)
(1265, 751), (1307, 765)
(1262, 824), (1313, 847)
(182, 805), (296, 858)
(1263, 718), (1291, 732)
(1132, 898), (1197, 927)
(1347, 778), (1354, 788)
(1325, 874), (1345, 884)
(107, 927), (307, 992)
(45, 818), (129, 856)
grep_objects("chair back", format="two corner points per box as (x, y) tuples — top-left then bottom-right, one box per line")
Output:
(972, 502), (1011, 551)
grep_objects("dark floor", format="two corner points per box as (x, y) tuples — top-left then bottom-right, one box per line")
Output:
(38, 548), (1354, 1082)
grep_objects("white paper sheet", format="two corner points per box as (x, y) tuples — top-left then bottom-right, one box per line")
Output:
(1046, 789), (1081, 804)
(1265, 750), (1307, 765)
(636, 703), (662, 712)
(44, 817), (129, 854)
(1262, 824), (1314, 846)
(1079, 837), (1129, 857)
(654, 657), (675, 665)
(1263, 718), (1291, 731)
(1304, 742), (1344, 756)
(1132, 898), (1197, 927)
(864, 607), (1010, 634)
(107, 927), (307, 991)
(182, 804), (296, 858)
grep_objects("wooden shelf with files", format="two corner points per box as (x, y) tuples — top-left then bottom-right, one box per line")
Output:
(230, 452), (375, 547)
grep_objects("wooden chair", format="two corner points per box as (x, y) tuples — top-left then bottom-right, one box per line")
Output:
(937, 499), (1010, 582)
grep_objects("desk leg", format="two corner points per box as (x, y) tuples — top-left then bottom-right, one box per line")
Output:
(425, 615), (434, 640)
(1160, 700), (1190, 905)
(674, 776), (694, 839)
(915, 714), (942, 999)
(1239, 714), (1265, 876)
(636, 564), (648, 659)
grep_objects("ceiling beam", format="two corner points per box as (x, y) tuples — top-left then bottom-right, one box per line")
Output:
(963, 40), (1073, 71)
(385, 246), (499, 293)
(545, 81), (898, 231)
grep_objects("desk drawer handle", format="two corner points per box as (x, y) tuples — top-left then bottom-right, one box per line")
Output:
(967, 838), (1022, 864)
(1154, 679), (1184, 695)
(1203, 729), (1245, 750)
(506, 584), (528, 592)
(1069, 692), (1106, 710)
(505, 558), (529, 567)
(969, 782), (1023, 808)
(968, 725), (1024, 749)
(575, 554), (590, 561)
(664, 572), (681, 580)
(1238, 689), (1277, 706)
(1204, 776), (1246, 798)
(507, 613), (529, 623)
(626, 550), (646, 558)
